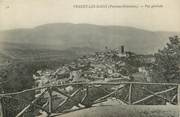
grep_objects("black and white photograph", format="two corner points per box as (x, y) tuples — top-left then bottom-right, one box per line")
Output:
(0, 0), (180, 117)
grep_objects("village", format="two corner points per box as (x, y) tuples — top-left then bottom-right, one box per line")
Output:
(31, 45), (155, 114)
(33, 46), (153, 93)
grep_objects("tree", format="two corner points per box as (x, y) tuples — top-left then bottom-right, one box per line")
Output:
(152, 36), (180, 83)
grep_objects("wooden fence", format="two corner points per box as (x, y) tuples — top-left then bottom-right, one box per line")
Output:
(0, 81), (179, 117)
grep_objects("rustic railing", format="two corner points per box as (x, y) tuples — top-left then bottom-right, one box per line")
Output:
(0, 82), (179, 117)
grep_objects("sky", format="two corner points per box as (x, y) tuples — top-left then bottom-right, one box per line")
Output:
(0, 0), (180, 31)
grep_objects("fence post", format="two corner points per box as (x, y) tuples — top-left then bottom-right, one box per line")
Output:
(178, 85), (180, 105)
(48, 87), (53, 114)
(0, 97), (4, 117)
(178, 85), (180, 116)
(128, 83), (132, 105)
(85, 86), (90, 107)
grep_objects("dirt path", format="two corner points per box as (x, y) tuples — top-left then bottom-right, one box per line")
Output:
(55, 105), (179, 117)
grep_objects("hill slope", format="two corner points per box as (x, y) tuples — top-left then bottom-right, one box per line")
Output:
(0, 23), (179, 54)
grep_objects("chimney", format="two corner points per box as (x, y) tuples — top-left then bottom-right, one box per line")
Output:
(121, 45), (124, 54)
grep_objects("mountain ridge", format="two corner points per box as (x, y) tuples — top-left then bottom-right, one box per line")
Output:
(0, 23), (179, 54)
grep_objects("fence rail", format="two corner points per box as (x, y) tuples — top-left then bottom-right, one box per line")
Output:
(0, 81), (179, 117)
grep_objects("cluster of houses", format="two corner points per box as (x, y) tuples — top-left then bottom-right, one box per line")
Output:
(33, 46), (154, 96)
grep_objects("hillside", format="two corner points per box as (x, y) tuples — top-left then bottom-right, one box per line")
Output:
(0, 42), (97, 65)
(0, 23), (179, 55)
